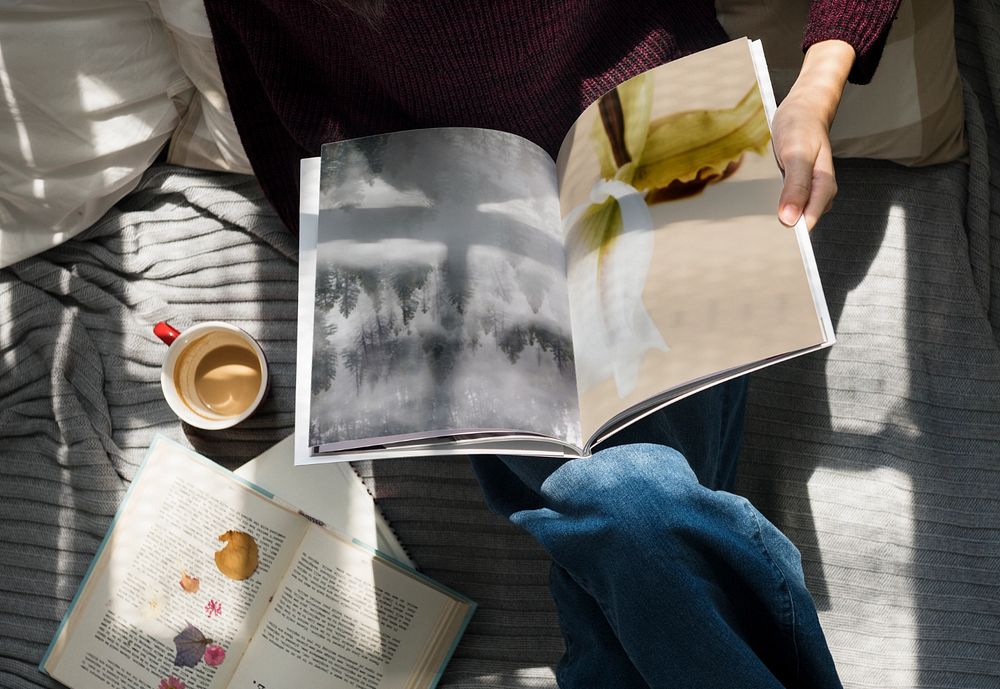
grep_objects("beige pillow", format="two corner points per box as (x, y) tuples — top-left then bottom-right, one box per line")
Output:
(716, 0), (967, 165)
(0, 0), (194, 268)
(148, 0), (252, 174)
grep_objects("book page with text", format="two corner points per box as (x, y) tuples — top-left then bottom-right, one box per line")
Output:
(227, 524), (473, 689)
(44, 438), (310, 689)
(555, 39), (828, 441)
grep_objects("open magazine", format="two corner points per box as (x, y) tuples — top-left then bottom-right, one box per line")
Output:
(294, 38), (834, 463)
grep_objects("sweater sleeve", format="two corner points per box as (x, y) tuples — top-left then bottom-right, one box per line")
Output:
(202, 0), (325, 234)
(802, 0), (903, 84)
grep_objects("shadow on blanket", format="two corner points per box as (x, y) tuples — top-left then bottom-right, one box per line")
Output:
(3, 4), (1000, 688)
(736, 6), (1000, 679)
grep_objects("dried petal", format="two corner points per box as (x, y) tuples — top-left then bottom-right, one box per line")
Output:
(173, 624), (212, 668)
(214, 530), (259, 581)
(179, 572), (200, 594)
(204, 599), (222, 618)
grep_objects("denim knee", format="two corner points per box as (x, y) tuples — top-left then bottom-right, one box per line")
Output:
(509, 443), (734, 563)
(511, 443), (804, 596)
(483, 443), (834, 688)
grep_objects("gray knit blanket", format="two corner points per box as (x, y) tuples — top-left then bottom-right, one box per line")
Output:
(2, 5), (999, 688)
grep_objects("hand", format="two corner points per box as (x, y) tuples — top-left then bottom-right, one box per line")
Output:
(771, 40), (856, 230)
(772, 92), (837, 230)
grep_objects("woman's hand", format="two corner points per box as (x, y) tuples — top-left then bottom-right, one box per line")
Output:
(771, 39), (856, 230)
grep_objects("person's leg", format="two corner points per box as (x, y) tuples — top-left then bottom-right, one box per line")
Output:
(470, 455), (654, 688)
(470, 378), (842, 689)
(599, 374), (749, 492)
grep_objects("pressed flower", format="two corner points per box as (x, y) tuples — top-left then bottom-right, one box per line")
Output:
(214, 530), (259, 580)
(564, 76), (772, 398)
(203, 644), (226, 667)
(158, 675), (186, 689)
(173, 624), (213, 667)
(179, 572), (200, 593)
(204, 599), (222, 618)
(140, 588), (168, 622)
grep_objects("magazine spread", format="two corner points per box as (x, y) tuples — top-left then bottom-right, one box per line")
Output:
(294, 38), (834, 463)
(41, 437), (474, 689)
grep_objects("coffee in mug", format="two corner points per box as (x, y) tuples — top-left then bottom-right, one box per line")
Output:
(156, 321), (269, 430)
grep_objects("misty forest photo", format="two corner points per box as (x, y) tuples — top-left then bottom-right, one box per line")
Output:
(310, 129), (581, 449)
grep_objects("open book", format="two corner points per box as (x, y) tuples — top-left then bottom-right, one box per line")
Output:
(41, 437), (474, 689)
(295, 38), (834, 463)
(235, 436), (413, 567)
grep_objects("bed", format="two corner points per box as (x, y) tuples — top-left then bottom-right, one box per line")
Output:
(1, 3), (999, 688)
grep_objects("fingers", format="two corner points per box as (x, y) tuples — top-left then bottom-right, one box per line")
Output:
(802, 146), (837, 230)
(772, 90), (840, 230)
(777, 148), (812, 227)
(777, 144), (837, 231)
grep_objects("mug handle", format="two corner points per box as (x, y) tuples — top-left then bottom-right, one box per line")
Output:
(154, 321), (181, 346)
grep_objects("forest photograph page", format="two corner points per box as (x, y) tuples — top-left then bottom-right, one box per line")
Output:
(310, 129), (581, 451)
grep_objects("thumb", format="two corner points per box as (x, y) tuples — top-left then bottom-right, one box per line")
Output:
(777, 150), (813, 227)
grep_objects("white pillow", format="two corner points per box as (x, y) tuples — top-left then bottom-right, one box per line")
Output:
(0, 0), (194, 268)
(149, 0), (252, 174)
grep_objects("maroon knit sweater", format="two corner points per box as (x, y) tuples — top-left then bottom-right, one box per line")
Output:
(203, 0), (901, 232)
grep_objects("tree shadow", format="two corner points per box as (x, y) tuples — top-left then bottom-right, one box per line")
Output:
(0, 158), (298, 689)
(737, 151), (1000, 688)
(737, 2), (1000, 686)
(735, 163), (891, 608)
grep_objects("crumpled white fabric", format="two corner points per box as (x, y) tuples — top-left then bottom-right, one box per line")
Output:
(0, 0), (192, 267)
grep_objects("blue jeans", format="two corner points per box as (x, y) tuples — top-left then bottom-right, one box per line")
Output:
(469, 378), (842, 689)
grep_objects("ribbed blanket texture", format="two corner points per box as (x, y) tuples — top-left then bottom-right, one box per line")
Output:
(2, 3), (999, 687)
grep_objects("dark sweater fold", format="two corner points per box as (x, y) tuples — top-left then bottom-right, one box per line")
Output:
(203, 0), (900, 232)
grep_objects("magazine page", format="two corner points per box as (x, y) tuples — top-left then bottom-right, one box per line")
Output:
(555, 38), (829, 442)
(42, 437), (310, 689)
(294, 157), (322, 467)
(307, 435), (583, 463)
(310, 128), (581, 452)
(226, 524), (474, 689)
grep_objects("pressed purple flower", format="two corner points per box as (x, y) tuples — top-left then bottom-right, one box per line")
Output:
(173, 624), (212, 667)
